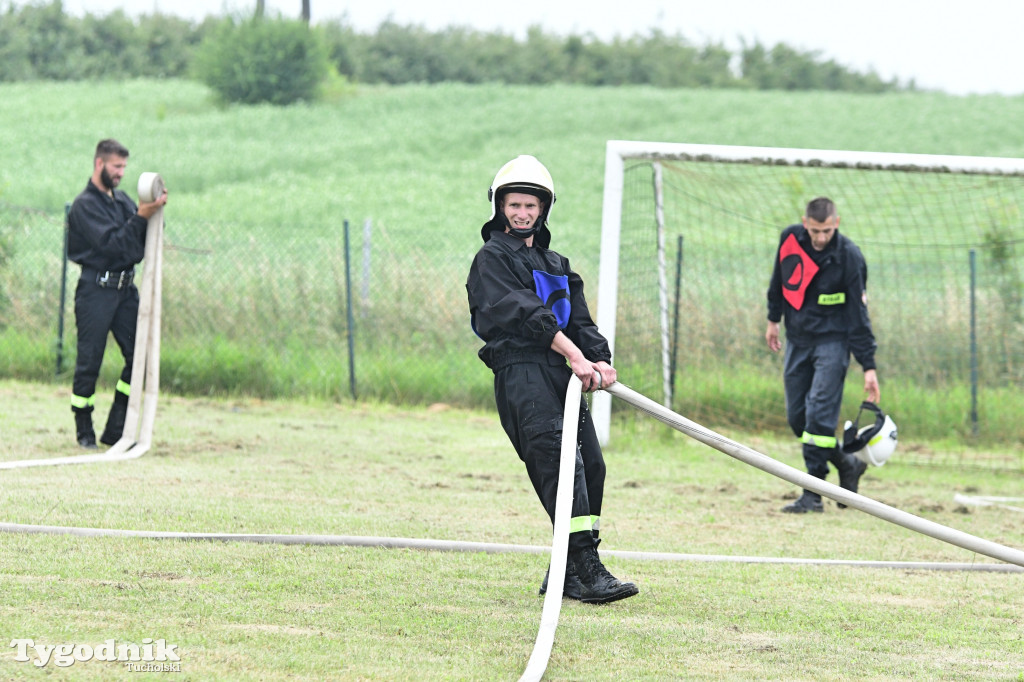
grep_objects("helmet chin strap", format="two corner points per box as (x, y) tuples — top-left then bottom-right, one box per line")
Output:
(501, 215), (538, 240)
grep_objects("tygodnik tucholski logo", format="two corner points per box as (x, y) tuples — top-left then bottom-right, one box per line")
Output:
(9, 637), (181, 671)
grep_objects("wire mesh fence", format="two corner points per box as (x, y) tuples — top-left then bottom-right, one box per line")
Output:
(613, 155), (1024, 464)
(2, 152), (1022, 467)
(0, 200), (491, 410)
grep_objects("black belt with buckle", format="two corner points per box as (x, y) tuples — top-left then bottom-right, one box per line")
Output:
(83, 267), (135, 290)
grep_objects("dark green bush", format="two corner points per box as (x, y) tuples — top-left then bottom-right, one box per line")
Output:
(0, 0), (83, 80)
(192, 17), (329, 105)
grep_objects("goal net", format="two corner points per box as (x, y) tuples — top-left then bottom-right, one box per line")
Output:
(592, 141), (1024, 465)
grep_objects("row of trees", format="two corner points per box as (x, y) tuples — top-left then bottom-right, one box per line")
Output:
(0, 1), (909, 101)
(325, 23), (906, 92)
(0, 1), (207, 79)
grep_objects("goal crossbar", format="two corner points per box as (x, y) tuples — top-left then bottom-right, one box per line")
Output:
(592, 140), (1024, 445)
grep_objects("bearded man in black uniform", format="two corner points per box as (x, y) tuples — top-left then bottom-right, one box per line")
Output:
(67, 139), (167, 448)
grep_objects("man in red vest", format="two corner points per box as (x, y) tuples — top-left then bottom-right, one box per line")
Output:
(766, 197), (880, 513)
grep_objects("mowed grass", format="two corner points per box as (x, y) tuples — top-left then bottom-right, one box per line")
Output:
(1, 80), (1023, 676)
(1, 379), (1022, 680)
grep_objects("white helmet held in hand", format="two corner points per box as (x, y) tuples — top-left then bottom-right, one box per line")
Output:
(842, 401), (898, 467)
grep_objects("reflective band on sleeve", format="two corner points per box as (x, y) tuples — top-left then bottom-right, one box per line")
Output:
(569, 515), (594, 534)
(116, 379), (131, 396)
(70, 394), (95, 409)
(801, 431), (838, 448)
(818, 292), (846, 306)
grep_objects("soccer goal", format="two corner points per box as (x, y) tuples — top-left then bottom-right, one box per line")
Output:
(591, 141), (1024, 457)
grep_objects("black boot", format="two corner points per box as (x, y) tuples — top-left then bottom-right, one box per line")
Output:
(835, 453), (868, 509)
(74, 410), (97, 449)
(781, 491), (823, 513)
(100, 391), (129, 446)
(539, 561), (584, 600)
(569, 545), (639, 604)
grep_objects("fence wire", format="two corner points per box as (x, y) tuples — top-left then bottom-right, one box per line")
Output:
(2, 169), (1022, 467)
(0, 201), (489, 409)
(614, 159), (1023, 464)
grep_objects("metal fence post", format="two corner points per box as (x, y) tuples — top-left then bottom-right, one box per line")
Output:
(56, 202), (70, 376)
(969, 248), (978, 438)
(344, 219), (357, 400)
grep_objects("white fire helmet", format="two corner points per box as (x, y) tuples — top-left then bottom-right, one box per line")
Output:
(842, 401), (898, 467)
(481, 155), (556, 246)
(487, 154), (555, 219)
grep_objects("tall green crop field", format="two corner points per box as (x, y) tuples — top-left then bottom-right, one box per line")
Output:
(1, 80), (1023, 445)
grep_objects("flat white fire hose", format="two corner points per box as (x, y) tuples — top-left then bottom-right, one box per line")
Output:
(0, 523), (1018, 572)
(0, 172), (164, 470)
(514, 380), (1024, 679)
(954, 494), (1024, 514)
(603, 381), (1024, 568)
(104, 171), (165, 460)
(519, 375), (581, 682)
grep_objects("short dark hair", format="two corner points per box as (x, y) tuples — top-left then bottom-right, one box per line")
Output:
(95, 138), (130, 160)
(805, 197), (836, 223)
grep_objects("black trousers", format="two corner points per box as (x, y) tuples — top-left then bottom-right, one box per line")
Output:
(72, 276), (138, 410)
(494, 360), (605, 552)
(783, 339), (851, 499)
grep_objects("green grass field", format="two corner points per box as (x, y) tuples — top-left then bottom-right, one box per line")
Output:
(5, 80), (1024, 255)
(2, 80), (1024, 443)
(1, 378), (1022, 680)
(1, 81), (1023, 678)
(3, 79), (1024, 446)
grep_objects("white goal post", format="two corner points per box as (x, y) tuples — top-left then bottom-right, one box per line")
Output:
(592, 140), (1024, 446)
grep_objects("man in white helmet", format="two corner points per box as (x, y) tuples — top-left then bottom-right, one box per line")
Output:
(466, 155), (639, 604)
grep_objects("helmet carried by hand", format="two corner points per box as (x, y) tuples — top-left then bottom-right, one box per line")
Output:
(842, 401), (898, 466)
